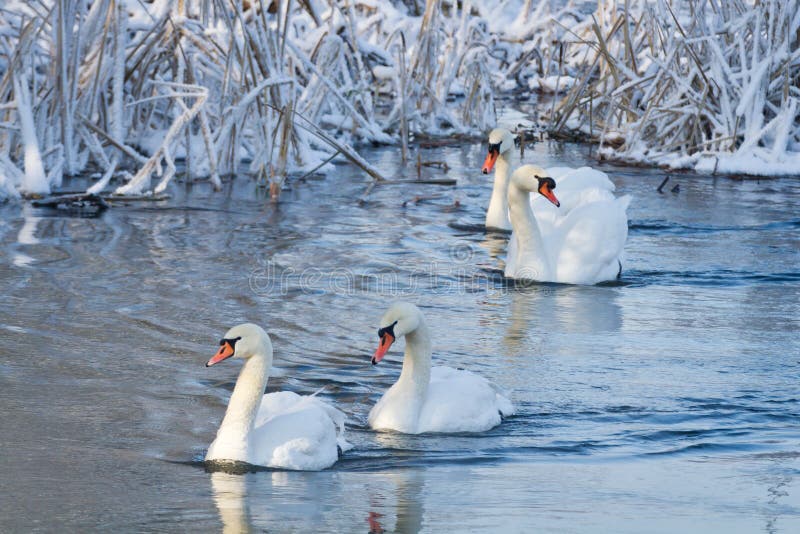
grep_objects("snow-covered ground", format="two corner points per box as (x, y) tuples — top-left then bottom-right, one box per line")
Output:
(0, 0), (797, 201)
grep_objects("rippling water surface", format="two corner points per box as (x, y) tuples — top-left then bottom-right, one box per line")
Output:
(1, 139), (798, 532)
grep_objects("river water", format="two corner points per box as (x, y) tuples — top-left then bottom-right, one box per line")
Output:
(1, 139), (798, 532)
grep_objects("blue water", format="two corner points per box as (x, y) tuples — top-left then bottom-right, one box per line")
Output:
(0, 139), (798, 532)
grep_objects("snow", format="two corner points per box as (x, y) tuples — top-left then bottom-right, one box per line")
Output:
(0, 171), (20, 201)
(529, 75), (577, 94)
(695, 152), (800, 177)
(0, 0), (798, 201)
(496, 107), (536, 131)
(14, 76), (48, 196)
(555, 0), (800, 177)
(371, 65), (395, 80)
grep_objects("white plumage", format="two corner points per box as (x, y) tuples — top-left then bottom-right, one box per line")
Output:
(205, 323), (350, 470)
(368, 302), (514, 434)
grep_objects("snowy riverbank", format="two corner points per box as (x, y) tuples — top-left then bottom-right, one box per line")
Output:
(0, 0), (797, 201)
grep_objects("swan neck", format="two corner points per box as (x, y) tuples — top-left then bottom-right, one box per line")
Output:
(486, 154), (512, 230)
(217, 352), (269, 447)
(397, 321), (432, 397)
(508, 183), (553, 277)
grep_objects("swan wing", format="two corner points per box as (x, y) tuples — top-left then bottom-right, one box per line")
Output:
(548, 166), (616, 194)
(249, 391), (345, 470)
(528, 167), (617, 240)
(554, 194), (631, 284)
(417, 366), (514, 433)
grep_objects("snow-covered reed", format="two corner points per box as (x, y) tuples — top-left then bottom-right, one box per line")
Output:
(549, 0), (800, 176)
(0, 0), (505, 199)
(1, 0), (797, 201)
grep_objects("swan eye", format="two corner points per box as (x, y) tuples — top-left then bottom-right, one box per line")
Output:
(537, 176), (556, 190)
(487, 142), (501, 154)
(219, 336), (242, 347)
(377, 321), (398, 339)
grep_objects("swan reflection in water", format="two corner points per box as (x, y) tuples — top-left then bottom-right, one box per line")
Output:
(209, 461), (426, 533)
(211, 472), (251, 534)
(209, 467), (344, 531)
(13, 204), (41, 267)
(502, 284), (623, 357)
(478, 231), (510, 263)
(367, 469), (425, 534)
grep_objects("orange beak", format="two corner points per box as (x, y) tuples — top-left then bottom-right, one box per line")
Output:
(372, 333), (395, 365)
(206, 341), (235, 367)
(539, 182), (560, 207)
(482, 150), (499, 174)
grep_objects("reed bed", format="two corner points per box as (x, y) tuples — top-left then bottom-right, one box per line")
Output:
(0, 0), (501, 199)
(0, 0), (797, 200)
(546, 0), (800, 175)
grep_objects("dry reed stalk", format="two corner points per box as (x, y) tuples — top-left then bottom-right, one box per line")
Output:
(548, 0), (799, 171)
(398, 32), (409, 163)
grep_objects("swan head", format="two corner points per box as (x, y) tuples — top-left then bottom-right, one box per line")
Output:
(510, 164), (560, 207)
(206, 323), (273, 367)
(371, 302), (424, 365)
(482, 128), (517, 174)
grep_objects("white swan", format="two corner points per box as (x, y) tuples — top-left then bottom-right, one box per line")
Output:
(205, 323), (350, 470)
(483, 129), (518, 231)
(368, 302), (514, 434)
(482, 128), (630, 284)
(505, 164), (630, 284)
(483, 128), (627, 231)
